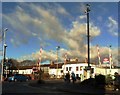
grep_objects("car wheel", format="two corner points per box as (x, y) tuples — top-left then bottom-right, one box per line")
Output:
(14, 79), (17, 82)
(26, 79), (29, 82)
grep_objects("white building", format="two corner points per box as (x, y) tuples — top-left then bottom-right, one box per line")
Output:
(16, 66), (34, 74)
(18, 69), (33, 74)
(49, 63), (63, 78)
(95, 67), (120, 76)
(62, 62), (96, 81)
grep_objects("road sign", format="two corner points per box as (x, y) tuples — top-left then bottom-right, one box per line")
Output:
(103, 58), (109, 64)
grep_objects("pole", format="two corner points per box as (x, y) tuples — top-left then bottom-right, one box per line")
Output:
(57, 49), (58, 78)
(109, 45), (112, 74)
(4, 44), (7, 78)
(56, 46), (60, 78)
(4, 29), (8, 79)
(97, 45), (101, 67)
(85, 4), (91, 79)
(86, 4), (90, 67)
(39, 47), (42, 71)
(1, 28), (8, 81)
(64, 53), (67, 75)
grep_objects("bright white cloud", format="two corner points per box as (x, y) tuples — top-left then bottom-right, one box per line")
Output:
(108, 17), (117, 26)
(27, 16), (101, 62)
(107, 17), (118, 36)
(79, 15), (86, 19)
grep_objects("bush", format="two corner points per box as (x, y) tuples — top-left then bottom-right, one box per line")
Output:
(37, 79), (45, 84)
(80, 78), (95, 86)
(105, 74), (113, 85)
(95, 74), (106, 86)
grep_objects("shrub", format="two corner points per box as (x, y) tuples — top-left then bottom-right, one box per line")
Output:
(95, 74), (106, 86)
(37, 79), (45, 84)
(80, 78), (95, 86)
(105, 74), (113, 85)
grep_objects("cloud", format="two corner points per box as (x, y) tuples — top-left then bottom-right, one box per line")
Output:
(3, 3), (118, 65)
(14, 44), (119, 66)
(79, 15), (86, 20)
(26, 15), (101, 62)
(4, 3), (100, 62)
(107, 17), (118, 36)
(65, 19), (101, 51)
(3, 3), (66, 47)
(54, 3), (70, 16)
(18, 49), (58, 62)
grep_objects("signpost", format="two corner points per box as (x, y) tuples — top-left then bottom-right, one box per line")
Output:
(103, 58), (109, 64)
(103, 58), (112, 75)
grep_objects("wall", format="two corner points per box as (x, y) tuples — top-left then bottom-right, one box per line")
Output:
(49, 68), (63, 78)
(18, 69), (33, 74)
(95, 67), (120, 75)
(41, 67), (49, 74)
(62, 63), (96, 80)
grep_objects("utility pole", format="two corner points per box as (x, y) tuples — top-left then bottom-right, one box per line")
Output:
(85, 4), (91, 78)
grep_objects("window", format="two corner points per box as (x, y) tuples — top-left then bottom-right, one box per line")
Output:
(61, 70), (63, 73)
(80, 66), (82, 71)
(66, 67), (68, 71)
(69, 67), (72, 71)
(76, 66), (78, 71)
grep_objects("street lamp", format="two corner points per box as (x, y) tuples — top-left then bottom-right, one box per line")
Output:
(109, 45), (112, 73)
(1, 28), (8, 81)
(4, 44), (7, 78)
(85, 4), (91, 78)
(56, 46), (60, 78)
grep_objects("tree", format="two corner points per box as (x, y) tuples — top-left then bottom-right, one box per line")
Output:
(8, 58), (19, 70)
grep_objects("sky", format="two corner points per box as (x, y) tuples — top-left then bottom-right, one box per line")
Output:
(0, 2), (119, 65)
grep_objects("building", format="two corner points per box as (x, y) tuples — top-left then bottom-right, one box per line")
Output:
(7, 59), (120, 81)
(15, 66), (35, 74)
(40, 64), (50, 74)
(95, 66), (120, 76)
(49, 62), (63, 78)
(62, 61), (96, 81)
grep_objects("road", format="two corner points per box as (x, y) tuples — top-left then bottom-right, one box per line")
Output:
(2, 80), (83, 95)
(2, 79), (119, 95)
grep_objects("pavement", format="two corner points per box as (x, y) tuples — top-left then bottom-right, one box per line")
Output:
(29, 79), (120, 95)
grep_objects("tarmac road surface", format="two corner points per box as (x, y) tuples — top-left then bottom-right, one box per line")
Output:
(2, 79), (120, 95)
(2, 80), (84, 95)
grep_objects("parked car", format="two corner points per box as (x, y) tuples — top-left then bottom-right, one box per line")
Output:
(8, 74), (29, 82)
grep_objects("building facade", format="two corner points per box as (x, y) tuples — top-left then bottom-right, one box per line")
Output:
(49, 63), (63, 78)
(62, 62), (96, 81)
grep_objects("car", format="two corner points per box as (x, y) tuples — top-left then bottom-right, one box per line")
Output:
(8, 74), (29, 82)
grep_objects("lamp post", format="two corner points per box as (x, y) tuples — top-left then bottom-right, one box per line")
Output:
(109, 45), (112, 74)
(4, 44), (7, 78)
(1, 28), (8, 81)
(56, 46), (60, 78)
(85, 4), (91, 78)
